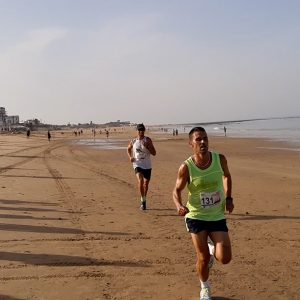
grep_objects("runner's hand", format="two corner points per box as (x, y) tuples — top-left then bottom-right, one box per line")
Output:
(178, 206), (189, 216)
(226, 198), (234, 213)
(143, 137), (151, 148)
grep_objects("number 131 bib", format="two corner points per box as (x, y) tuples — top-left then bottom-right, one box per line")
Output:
(200, 191), (221, 209)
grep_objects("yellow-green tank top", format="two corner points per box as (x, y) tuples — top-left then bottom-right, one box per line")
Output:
(185, 152), (226, 221)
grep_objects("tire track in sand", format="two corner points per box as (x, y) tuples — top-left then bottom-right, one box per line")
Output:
(42, 145), (81, 225)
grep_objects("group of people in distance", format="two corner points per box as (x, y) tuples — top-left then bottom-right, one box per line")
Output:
(127, 124), (234, 300)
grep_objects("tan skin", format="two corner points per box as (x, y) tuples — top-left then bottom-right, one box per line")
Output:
(127, 130), (156, 198)
(173, 130), (234, 283)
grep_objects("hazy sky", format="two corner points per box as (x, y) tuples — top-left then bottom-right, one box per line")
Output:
(0, 0), (299, 125)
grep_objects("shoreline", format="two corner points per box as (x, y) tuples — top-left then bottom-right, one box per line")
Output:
(2, 116), (300, 149)
(71, 130), (300, 152)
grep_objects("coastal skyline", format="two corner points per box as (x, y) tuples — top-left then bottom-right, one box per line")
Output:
(1, 0), (299, 125)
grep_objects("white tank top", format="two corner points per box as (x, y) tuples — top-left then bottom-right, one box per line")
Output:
(132, 137), (152, 169)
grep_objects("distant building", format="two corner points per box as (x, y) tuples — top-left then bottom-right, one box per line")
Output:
(6, 115), (19, 125)
(104, 120), (130, 127)
(0, 107), (20, 130)
(24, 118), (40, 130)
(0, 107), (6, 126)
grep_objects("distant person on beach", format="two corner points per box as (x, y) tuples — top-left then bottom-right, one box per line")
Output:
(224, 126), (227, 137)
(173, 126), (234, 300)
(26, 129), (30, 138)
(127, 123), (156, 210)
(47, 130), (51, 142)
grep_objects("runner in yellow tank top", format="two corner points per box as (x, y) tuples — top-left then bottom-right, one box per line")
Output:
(173, 127), (234, 300)
(184, 152), (226, 221)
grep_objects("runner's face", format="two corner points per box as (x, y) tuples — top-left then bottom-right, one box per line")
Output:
(138, 130), (145, 138)
(190, 131), (209, 154)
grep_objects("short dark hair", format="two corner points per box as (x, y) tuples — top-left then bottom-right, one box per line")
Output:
(136, 123), (146, 131)
(189, 126), (206, 139)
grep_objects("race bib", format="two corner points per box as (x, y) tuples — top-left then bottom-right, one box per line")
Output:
(200, 191), (221, 209)
(135, 147), (146, 159)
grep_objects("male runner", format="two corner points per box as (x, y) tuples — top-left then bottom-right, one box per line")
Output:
(127, 123), (156, 210)
(173, 126), (234, 300)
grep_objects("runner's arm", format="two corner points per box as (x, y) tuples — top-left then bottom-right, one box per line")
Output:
(144, 137), (156, 156)
(173, 163), (189, 216)
(220, 154), (234, 213)
(127, 141), (135, 162)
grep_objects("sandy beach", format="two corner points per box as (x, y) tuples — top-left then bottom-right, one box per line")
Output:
(0, 129), (299, 300)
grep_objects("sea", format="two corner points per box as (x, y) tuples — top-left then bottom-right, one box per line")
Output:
(75, 117), (300, 151)
(155, 116), (300, 151)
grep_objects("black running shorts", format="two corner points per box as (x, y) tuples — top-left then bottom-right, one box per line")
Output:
(185, 218), (228, 233)
(134, 167), (152, 180)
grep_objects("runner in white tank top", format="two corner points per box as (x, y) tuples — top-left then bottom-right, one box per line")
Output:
(131, 136), (152, 169)
(127, 123), (156, 210)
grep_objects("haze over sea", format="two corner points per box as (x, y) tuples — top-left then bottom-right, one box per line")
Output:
(76, 116), (300, 152)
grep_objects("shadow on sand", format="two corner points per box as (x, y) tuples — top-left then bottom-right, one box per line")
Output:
(213, 297), (238, 300)
(0, 198), (57, 206)
(0, 174), (89, 180)
(0, 214), (66, 221)
(0, 251), (149, 268)
(0, 222), (130, 236)
(0, 206), (63, 212)
(230, 213), (300, 221)
(147, 208), (174, 211)
(0, 295), (26, 300)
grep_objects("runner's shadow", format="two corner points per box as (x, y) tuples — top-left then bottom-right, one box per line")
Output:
(155, 214), (179, 217)
(0, 214), (67, 221)
(0, 251), (149, 267)
(0, 295), (26, 300)
(0, 223), (86, 234)
(0, 199), (58, 206)
(2, 155), (42, 158)
(0, 223), (129, 235)
(0, 167), (38, 170)
(213, 297), (237, 300)
(147, 208), (174, 211)
(230, 213), (300, 221)
(0, 206), (62, 212)
(0, 174), (89, 180)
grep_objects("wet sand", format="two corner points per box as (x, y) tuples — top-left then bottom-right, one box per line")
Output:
(0, 129), (299, 300)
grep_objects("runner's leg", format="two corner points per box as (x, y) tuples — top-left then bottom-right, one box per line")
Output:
(209, 231), (232, 264)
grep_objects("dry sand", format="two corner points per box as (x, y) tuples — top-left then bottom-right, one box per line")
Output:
(0, 129), (299, 300)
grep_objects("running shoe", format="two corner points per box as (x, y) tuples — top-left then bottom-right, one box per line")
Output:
(140, 201), (146, 210)
(200, 287), (212, 300)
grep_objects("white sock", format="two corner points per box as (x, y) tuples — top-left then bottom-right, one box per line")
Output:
(208, 242), (215, 256)
(200, 280), (210, 289)
(141, 196), (146, 202)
